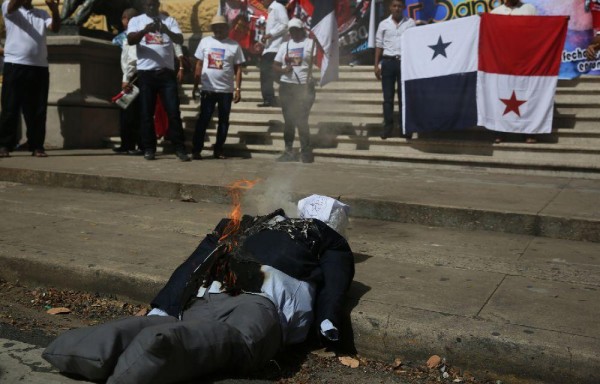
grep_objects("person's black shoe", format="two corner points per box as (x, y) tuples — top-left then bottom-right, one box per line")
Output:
(0, 147), (9, 158)
(401, 132), (413, 140)
(175, 149), (191, 162)
(301, 152), (314, 164)
(144, 150), (156, 160)
(380, 135), (388, 140)
(127, 149), (144, 156)
(112, 146), (129, 153)
(276, 151), (296, 162)
(192, 152), (202, 160)
(257, 101), (273, 107)
(213, 153), (227, 159)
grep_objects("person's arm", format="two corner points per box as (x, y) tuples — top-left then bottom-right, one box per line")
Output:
(374, 47), (383, 80)
(586, 35), (600, 60)
(174, 43), (185, 83)
(233, 63), (242, 103)
(122, 45), (137, 93)
(159, 19), (184, 45)
(192, 59), (203, 101)
(128, 21), (156, 45)
(7, 0), (27, 14)
(314, 222), (355, 343)
(45, 0), (60, 33)
(263, 6), (288, 43)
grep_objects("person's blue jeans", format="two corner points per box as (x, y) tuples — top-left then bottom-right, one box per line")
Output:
(192, 91), (233, 155)
(138, 69), (186, 153)
(381, 58), (402, 137)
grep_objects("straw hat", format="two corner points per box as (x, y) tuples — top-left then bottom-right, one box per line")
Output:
(211, 15), (227, 25)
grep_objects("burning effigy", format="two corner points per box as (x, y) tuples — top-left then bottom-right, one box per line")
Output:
(43, 182), (354, 384)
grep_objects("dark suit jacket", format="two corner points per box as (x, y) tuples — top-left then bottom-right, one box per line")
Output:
(151, 215), (355, 343)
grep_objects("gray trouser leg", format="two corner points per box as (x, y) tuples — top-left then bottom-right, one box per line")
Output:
(42, 315), (176, 381)
(107, 294), (282, 384)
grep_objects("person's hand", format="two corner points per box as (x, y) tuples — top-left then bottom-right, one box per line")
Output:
(261, 34), (272, 44)
(45, 0), (59, 12)
(144, 21), (158, 34)
(233, 89), (241, 103)
(374, 65), (381, 80)
(159, 22), (170, 34)
(122, 82), (133, 94)
(177, 67), (184, 84)
(192, 84), (199, 101)
(586, 44), (599, 60)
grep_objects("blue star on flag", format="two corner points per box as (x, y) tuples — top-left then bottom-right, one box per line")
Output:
(428, 36), (452, 60)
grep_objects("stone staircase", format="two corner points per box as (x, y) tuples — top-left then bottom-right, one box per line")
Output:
(109, 66), (600, 177)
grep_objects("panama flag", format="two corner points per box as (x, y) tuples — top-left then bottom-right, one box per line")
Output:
(402, 15), (480, 134)
(310, 0), (339, 86)
(477, 13), (568, 134)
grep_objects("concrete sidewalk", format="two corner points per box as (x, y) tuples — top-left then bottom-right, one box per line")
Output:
(0, 150), (599, 383)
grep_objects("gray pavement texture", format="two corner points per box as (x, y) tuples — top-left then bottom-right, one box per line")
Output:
(0, 150), (599, 384)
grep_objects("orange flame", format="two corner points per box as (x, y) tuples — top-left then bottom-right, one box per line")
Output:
(219, 179), (261, 243)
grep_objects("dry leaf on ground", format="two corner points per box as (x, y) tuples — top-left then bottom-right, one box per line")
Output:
(392, 357), (403, 369)
(339, 356), (360, 368)
(426, 354), (441, 369)
(135, 308), (149, 317)
(47, 307), (71, 315)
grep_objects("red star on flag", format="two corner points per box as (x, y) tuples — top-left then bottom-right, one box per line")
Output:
(500, 91), (527, 117)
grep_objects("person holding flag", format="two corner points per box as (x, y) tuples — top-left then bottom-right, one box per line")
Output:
(273, 18), (316, 163)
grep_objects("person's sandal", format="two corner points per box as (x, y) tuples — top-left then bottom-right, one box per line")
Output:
(525, 137), (537, 144)
(32, 150), (48, 157)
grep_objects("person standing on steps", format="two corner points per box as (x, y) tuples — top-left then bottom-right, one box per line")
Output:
(191, 15), (245, 160)
(0, 0), (61, 158)
(373, 0), (415, 140)
(256, 0), (288, 107)
(273, 18), (316, 164)
(127, 0), (190, 161)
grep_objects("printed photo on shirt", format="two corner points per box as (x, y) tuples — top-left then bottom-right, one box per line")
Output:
(145, 32), (165, 45)
(208, 48), (225, 69)
(287, 47), (304, 66)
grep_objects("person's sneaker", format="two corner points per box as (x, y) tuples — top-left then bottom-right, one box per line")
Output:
(192, 152), (202, 160)
(301, 152), (314, 164)
(175, 149), (191, 162)
(276, 151), (296, 162)
(144, 150), (156, 160)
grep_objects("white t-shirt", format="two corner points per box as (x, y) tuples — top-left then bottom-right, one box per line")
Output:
(194, 36), (245, 93)
(2, 1), (52, 67)
(491, 3), (536, 15)
(274, 38), (315, 84)
(127, 13), (181, 71)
